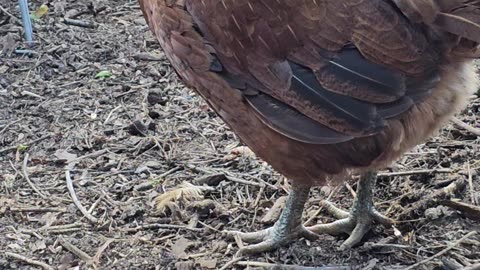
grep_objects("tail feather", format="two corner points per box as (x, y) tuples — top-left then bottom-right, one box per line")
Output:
(393, 0), (480, 44)
(434, 3), (480, 43)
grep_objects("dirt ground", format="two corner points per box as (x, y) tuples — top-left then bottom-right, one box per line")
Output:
(1, 1), (480, 269)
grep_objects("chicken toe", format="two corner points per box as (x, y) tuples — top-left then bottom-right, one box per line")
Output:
(308, 172), (395, 250)
(229, 223), (317, 256)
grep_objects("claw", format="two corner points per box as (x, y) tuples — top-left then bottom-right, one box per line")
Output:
(225, 228), (272, 244)
(339, 221), (371, 250)
(307, 201), (394, 250)
(306, 172), (396, 250)
(231, 225), (318, 257)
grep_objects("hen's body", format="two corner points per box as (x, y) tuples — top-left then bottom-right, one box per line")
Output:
(140, 0), (480, 255)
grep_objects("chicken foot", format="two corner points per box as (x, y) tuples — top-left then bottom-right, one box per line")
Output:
(227, 182), (317, 257)
(308, 171), (395, 250)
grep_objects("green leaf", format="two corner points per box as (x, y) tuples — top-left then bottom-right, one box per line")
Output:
(30, 14), (40, 21)
(95, 70), (112, 79)
(30, 4), (49, 21)
(17, 144), (29, 152)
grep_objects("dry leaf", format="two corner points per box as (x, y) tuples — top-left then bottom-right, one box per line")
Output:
(154, 182), (213, 214)
(393, 226), (402, 238)
(0, 65), (9, 74)
(0, 33), (18, 56)
(54, 150), (77, 163)
(175, 261), (194, 270)
(261, 196), (287, 224)
(39, 212), (59, 228)
(197, 258), (217, 269)
(229, 146), (255, 157)
(0, 197), (14, 214)
(402, 231), (415, 244)
(29, 240), (46, 252)
(171, 237), (191, 259)
(223, 146), (255, 161)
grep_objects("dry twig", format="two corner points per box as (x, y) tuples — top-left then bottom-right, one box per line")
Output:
(467, 163), (476, 204)
(122, 223), (203, 233)
(378, 168), (453, 177)
(0, 134), (52, 155)
(440, 200), (480, 221)
(65, 170), (99, 224)
(58, 237), (94, 264)
(0, 119), (22, 134)
(41, 223), (83, 234)
(451, 117), (480, 136)
(5, 252), (54, 270)
(225, 175), (264, 187)
(93, 239), (115, 266)
(10, 207), (66, 213)
(0, 5), (22, 25)
(63, 18), (96, 28)
(236, 261), (352, 269)
(405, 231), (477, 270)
(304, 186), (340, 226)
(218, 257), (243, 270)
(460, 263), (480, 270)
(398, 178), (467, 220)
(22, 154), (49, 199)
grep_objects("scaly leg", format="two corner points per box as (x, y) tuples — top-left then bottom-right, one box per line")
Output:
(227, 182), (318, 256)
(307, 171), (395, 250)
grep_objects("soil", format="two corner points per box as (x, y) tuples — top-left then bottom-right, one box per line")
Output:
(1, 1), (479, 269)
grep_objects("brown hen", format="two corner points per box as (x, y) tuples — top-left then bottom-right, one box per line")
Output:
(139, 0), (480, 256)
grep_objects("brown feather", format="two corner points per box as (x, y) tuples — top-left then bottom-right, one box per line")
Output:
(138, 0), (479, 185)
(393, 0), (480, 54)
